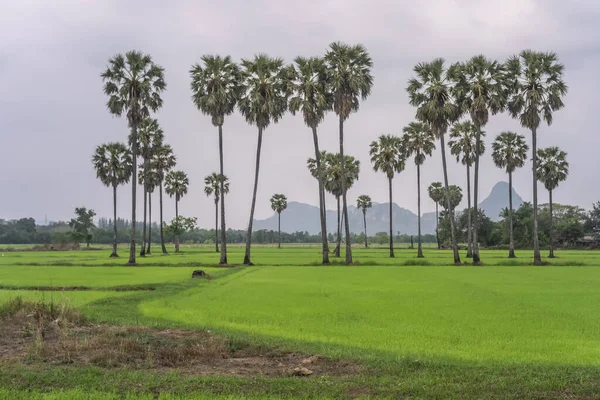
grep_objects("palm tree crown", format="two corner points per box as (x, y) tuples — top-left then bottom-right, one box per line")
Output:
(428, 182), (444, 206)
(322, 153), (361, 197)
(289, 56), (332, 128)
(357, 195), (372, 213)
(402, 122), (435, 165)
(151, 145), (176, 181)
(448, 121), (485, 166)
(204, 173), (230, 203)
(492, 132), (529, 173)
(369, 135), (406, 179)
(190, 55), (241, 127)
(270, 194), (288, 214)
(443, 185), (463, 211)
(165, 171), (189, 202)
(133, 118), (164, 161)
(536, 147), (569, 191)
(92, 142), (132, 187)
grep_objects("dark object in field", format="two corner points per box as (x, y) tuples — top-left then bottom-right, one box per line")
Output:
(192, 270), (208, 278)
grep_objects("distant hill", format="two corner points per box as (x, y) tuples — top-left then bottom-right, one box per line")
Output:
(253, 181), (524, 234)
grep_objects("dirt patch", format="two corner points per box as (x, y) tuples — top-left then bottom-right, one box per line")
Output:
(0, 299), (360, 378)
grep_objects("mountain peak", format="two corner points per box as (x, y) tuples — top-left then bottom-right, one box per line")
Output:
(479, 181), (524, 221)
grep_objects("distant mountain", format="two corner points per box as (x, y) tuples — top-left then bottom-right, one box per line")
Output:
(253, 181), (524, 234)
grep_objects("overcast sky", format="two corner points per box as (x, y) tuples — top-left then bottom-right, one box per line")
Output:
(1, 0), (599, 229)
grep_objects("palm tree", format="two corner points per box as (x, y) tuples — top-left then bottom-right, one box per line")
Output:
(356, 195), (372, 248)
(204, 173), (230, 253)
(190, 55), (241, 265)
(165, 170), (189, 253)
(101, 50), (166, 265)
(403, 122), (436, 258)
(238, 54), (290, 265)
(91, 142), (132, 257)
(369, 135), (406, 258)
(428, 182), (444, 250)
(152, 144), (176, 254)
(536, 147), (569, 258)
(133, 118), (164, 256)
(325, 42), (373, 264)
(270, 194), (288, 249)
(289, 56), (332, 264)
(442, 185), (464, 218)
(491, 132), (528, 258)
(449, 55), (505, 264)
(448, 121), (485, 258)
(407, 59), (461, 264)
(141, 165), (160, 255)
(506, 50), (567, 265)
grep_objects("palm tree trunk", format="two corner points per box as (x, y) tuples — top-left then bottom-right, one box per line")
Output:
(338, 116), (353, 264)
(435, 203), (440, 250)
(311, 126), (329, 264)
(147, 191), (152, 254)
(110, 185), (118, 257)
(363, 210), (368, 249)
(548, 189), (555, 258)
(175, 199), (179, 253)
(417, 164), (424, 258)
(140, 186), (147, 256)
(215, 199), (219, 253)
(466, 163), (473, 258)
(532, 127), (542, 265)
(508, 171), (515, 258)
(439, 133), (460, 264)
(244, 126), (263, 265)
(128, 123), (138, 265)
(278, 212), (281, 249)
(472, 126), (481, 264)
(159, 181), (167, 254)
(388, 176), (395, 258)
(218, 125), (227, 265)
(335, 196), (341, 257)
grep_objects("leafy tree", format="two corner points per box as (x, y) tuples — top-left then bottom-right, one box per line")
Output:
(289, 56), (332, 264)
(356, 195), (372, 248)
(369, 135), (406, 257)
(506, 50), (568, 265)
(152, 145), (176, 254)
(449, 55), (506, 264)
(375, 232), (389, 245)
(91, 142), (132, 257)
(491, 132), (528, 258)
(165, 170), (189, 253)
(325, 42), (373, 264)
(69, 207), (96, 248)
(238, 54), (290, 265)
(190, 55), (241, 265)
(101, 50), (166, 265)
(448, 121), (485, 258)
(407, 59), (461, 264)
(270, 194), (288, 249)
(204, 173), (230, 253)
(536, 146), (569, 257)
(132, 118), (164, 256)
(428, 182), (444, 249)
(403, 122), (436, 258)
(164, 216), (197, 243)
(587, 202), (600, 238)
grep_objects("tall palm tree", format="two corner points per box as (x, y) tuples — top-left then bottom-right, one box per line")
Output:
(165, 170), (189, 253)
(506, 50), (567, 265)
(448, 121), (485, 258)
(536, 147), (569, 258)
(101, 50), (166, 265)
(449, 55), (506, 264)
(152, 144), (176, 254)
(407, 59), (461, 264)
(369, 135), (406, 258)
(133, 118), (164, 256)
(91, 142), (132, 258)
(491, 132), (528, 258)
(270, 194), (288, 249)
(356, 195), (372, 249)
(428, 182), (444, 250)
(141, 165), (160, 255)
(204, 173), (230, 253)
(289, 56), (332, 264)
(238, 54), (290, 265)
(325, 42), (373, 264)
(190, 55), (241, 265)
(403, 122), (436, 258)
